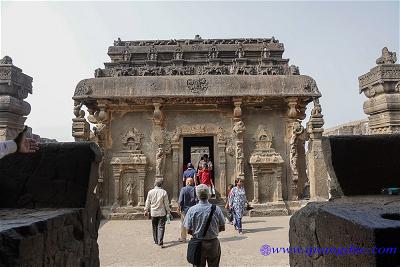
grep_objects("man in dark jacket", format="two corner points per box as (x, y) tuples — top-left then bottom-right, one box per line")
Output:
(178, 177), (196, 242)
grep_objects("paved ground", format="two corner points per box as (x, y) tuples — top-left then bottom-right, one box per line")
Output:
(99, 216), (290, 267)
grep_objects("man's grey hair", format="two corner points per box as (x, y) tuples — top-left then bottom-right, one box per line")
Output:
(196, 184), (210, 200)
(154, 178), (163, 187)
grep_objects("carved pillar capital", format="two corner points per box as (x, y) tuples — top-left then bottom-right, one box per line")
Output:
(233, 98), (243, 121)
(286, 97), (299, 119)
(153, 102), (164, 126)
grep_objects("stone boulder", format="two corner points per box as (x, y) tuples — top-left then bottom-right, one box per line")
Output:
(290, 135), (400, 267)
(0, 142), (101, 267)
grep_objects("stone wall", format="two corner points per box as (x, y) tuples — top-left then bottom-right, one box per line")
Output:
(0, 142), (101, 267)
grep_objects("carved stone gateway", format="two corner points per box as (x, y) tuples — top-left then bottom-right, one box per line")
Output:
(249, 127), (284, 203)
(72, 36), (323, 218)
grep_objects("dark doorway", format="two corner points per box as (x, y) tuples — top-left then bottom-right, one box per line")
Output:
(183, 136), (214, 183)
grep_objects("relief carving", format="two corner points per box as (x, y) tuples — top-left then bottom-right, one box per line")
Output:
(75, 81), (93, 96)
(155, 146), (165, 177)
(187, 78), (208, 94)
(126, 181), (136, 206)
(376, 47), (397, 65)
(233, 120), (246, 138)
(121, 128), (144, 151)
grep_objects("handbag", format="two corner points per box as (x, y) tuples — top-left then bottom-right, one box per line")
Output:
(187, 204), (216, 265)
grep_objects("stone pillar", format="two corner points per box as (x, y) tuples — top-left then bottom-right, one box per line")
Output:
(286, 97), (300, 201)
(0, 56), (32, 140)
(233, 98), (245, 179)
(153, 101), (166, 179)
(251, 166), (260, 203)
(138, 166), (146, 206)
(307, 98), (329, 200)
(359, 47), (400, 134)
(276, 166), (283, 201)
(112, 165), (121, 206)
(171, 142), (179, 205)
(91, 101), (110, 206)
(217, 140), (227, 199)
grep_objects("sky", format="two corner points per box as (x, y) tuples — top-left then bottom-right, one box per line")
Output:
(1, 1), (399, 141)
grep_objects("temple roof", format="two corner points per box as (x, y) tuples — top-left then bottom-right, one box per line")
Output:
(94, 35), (300, 78)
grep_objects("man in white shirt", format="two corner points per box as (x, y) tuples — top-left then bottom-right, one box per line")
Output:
(0, 127), (39, 160)
(144, 178), (171, 248)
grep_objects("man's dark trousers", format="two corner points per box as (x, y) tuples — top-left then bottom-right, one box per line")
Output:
(151, 216), (166, 245)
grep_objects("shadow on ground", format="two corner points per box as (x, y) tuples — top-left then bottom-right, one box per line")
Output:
(219, 236), (248, 242)
(242, 227), (283, 234)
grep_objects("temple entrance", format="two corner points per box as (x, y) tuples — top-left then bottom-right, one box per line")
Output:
(183, 136), (214, 185)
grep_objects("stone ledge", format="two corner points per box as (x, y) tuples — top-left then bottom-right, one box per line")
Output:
(249, 200), (308, 217)
(289, 197), (400, 267)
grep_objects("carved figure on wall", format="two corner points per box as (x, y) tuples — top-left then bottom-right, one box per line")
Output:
(73, 102), (85, 118)
(261, 47), (270, 59)
(236, 145), (244, 175)
(121, 128), (144, 151)
(236, 45), (245, 59)
(123, 49), (131, 61)
(311, 98), (323, 118)
(147, 45), (158, 61)
(290, 65), (300, 75)
(233, 120), (246, 137)
(156, 146), (164, 177)
(126, 182), (136, 206)
(208, 46), (219, 59)
(290, 121), (305, 178)
(376, 47), (397, 65)
(114, 37), (122, 46)
(174, 46), (183, 60)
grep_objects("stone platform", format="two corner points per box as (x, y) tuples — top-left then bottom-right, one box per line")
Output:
(249, 200), (309, 217)
(104, 199), (308, 220)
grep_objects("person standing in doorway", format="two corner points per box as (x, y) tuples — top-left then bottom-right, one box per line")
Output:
(178, 177), (197, 242)
(144, 178), (171, 248)
(229, 178), (248, 234)
(184, 184), (225, 267)
(199, 163), (214, 195)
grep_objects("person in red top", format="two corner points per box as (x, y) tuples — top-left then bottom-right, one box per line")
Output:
(200, 163), (214, 195)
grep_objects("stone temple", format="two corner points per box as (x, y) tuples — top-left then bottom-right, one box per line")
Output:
(72, 36), (326, 218)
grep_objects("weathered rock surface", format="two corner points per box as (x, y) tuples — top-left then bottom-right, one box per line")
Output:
(290, 134), (400, 267)
(289, 198), (400, 267)
(0, 142), (101, 267)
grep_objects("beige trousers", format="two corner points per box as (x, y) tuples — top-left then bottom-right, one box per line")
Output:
(181, 213), (187, 240)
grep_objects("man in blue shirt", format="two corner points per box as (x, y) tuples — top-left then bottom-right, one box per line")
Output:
(178, 177), (197, 242)
(183, 162), (197, 185)
(184, 184), (225, 267)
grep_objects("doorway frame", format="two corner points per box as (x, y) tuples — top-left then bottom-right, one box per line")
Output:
(170, 124), (229, 204)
